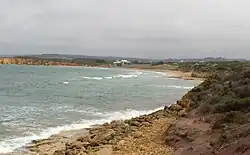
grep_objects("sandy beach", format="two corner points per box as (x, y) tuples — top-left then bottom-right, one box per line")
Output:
(122, 65), (206, 81)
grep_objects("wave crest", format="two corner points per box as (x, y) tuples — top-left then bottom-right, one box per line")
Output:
(0, 106), (163, 153)
(167, 85), (194, 89)
(81, 71), (144, 80)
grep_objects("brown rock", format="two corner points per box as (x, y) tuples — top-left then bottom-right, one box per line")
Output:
(65, 142), (87, 152)
(76, 135), (91, 142)
(178, 110), (188, 117)
(175, 127), (188, 138)
(165, 135), (180, 145)
(168, 104), (183, 112)
(74, 142), (86, 150)
(130, 120), (140, 126)
(77, 151), (87, 155)
(133, 131), (143, 138)
(141, 122), (151, 127)
(118, 140), (126, 146)
(90, 129), (115, 146)
(53, 150), (65, 155)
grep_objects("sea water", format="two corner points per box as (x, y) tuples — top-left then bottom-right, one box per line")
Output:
(0, 65), (197, 153)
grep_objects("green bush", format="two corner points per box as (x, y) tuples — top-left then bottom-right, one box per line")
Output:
(214, 98), (250, 113)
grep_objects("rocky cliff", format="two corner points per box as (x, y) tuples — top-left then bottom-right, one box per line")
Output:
(0, 57), (79, 66)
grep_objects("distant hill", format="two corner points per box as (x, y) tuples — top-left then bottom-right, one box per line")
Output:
(1, 54), (247, 63)
(24, 54), (155, 63)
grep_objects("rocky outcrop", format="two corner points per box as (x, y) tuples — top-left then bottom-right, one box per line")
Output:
(0, 57), (113, 67)
(27, 107), (181, 155)
(0, 57), (79, 66)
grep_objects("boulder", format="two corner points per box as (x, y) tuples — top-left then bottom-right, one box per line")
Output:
(165, 135), (180, 145)
(65, 141), (87, 150)
(76, 135), (91, 142)
(130, 120), (140, 127)
(133, 131), (143, 138)
(53, 150), (65, 155)
(90, 129), (115, 146)
(141, 122), (151, 127)
(118, 140), (126, 146)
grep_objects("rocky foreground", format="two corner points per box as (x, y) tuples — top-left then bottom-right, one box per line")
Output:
(26, 109), (179, 155)
(26, 70), (250, 155)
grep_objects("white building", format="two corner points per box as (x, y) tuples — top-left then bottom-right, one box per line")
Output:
(113, 60), (131, 66)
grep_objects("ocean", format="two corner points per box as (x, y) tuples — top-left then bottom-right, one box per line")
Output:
(0, 65), (197, 153)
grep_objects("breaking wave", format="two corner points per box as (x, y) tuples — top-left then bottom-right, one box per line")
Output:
(0, 107), (163, 153)
(81, 71), (144, 80)
(167, 85), (194, 89)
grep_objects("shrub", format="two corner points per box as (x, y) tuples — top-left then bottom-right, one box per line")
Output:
(233, 86), (250, 98)
(215, 98), (250, 113)
(196, 102), (213, 115)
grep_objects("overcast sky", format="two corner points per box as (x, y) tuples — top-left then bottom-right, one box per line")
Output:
(1, 0), (250, 59)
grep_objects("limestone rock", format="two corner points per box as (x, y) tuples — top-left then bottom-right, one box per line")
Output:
(90, 129), (115, 146)
(118, 140), (126, 146)
(133, 131), (143, 138)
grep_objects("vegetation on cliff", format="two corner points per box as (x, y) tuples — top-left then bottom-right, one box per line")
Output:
(126, 61), (250, 79)
(165, 68), (250, 154)
(0, 56), (112, 67)
(3, 56), (250, 154)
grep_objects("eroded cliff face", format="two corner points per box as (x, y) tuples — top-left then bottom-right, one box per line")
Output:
(0, 58), (78, 66)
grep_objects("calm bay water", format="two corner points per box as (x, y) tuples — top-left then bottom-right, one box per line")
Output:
(0, 65), (197, 153)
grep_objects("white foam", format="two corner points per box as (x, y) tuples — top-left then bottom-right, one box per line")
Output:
(155, 72), (167, 76)
(82, 76), (103, 80)
(114, 74), (138, 78)
(102, 107), (164, 120)
(81, 71), (144, 80)
(114, 71), (143, 78)
(167, 85), (194, 89)
(104, 76), (113, 79)
(63, 81), (69, 84)
(167, 77), (180, 80)
(92, 77), (103, 80)
(0, 106), (164, 153)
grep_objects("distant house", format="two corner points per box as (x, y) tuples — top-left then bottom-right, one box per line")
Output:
(113, 60), (131, 66)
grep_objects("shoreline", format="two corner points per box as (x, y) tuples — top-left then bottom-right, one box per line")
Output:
(2, 59), (250, 154)
(21, 82), (201, 155)
(2, 106), (167, 155)
(0, 64), (203, 155)
(25, 107), (178, 155)
(122, 66), (205, 81)
(1, 63), (204, 81)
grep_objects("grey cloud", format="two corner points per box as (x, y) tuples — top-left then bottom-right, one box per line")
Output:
(1, 0), (250, 58)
